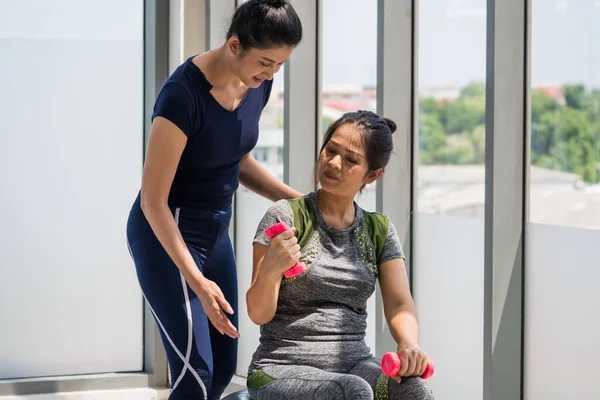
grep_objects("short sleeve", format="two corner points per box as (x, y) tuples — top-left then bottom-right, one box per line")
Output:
(377, 219), (405, 264)
(262, 79), (274, 109)
(152, 82), (196, 137)
(253, 199), (295, 246)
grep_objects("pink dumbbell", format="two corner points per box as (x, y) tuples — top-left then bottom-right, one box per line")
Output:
(381, 352), (435, 379)
(264, 221), (307, 279)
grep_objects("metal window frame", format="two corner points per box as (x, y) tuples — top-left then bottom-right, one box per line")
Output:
(0, 0), (171, 395)
(207, 1), (236, 52)
(483, 0), (528, 399)
(374, 0), (417, 358)
(143, 0), (171, 388)
(284, 0), (320, 192)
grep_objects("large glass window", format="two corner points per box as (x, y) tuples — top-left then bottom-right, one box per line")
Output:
(524, 1), (600, 398)
(417, 2), (487, 217)
(251, 68), (285, 181)
(0, 0), (144, 379)
(321, 0), (378, 212)
(528, 0), (600, 229)
(413, 1), (486, 399)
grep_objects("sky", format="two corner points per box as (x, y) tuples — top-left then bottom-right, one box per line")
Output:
(0, 0), (598, 89)
(321, 0), (600, 89)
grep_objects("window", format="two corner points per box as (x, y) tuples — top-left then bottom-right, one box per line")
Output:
(413, 1), (487, 398)
(321, 0), (378, 212)
(524, 2), (600, 398)
(0, 0), (144, 379)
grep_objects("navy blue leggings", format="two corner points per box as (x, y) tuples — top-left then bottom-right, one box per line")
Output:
(126, 194), (238, 400)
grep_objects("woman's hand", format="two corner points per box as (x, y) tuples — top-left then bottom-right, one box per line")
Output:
(239, 153), (304, 201)
(194, 278), (239, 339)
(391, 345), (429, 383)
(260, 227), (301, 277)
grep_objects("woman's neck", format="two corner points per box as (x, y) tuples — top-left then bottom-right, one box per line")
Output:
(195, 46), (243, 89)
(317, 190), (356, 230)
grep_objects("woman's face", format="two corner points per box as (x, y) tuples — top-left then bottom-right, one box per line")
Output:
(317, 123), (380, 197)
(228, 38), (294, 88)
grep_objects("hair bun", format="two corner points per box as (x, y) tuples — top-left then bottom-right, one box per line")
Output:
(383, 117), (397, 134)
(260, 0), (287, 6)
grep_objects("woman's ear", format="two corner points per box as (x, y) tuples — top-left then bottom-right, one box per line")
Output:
(227, 36), (242, 56)
(365, 168), (383, 184)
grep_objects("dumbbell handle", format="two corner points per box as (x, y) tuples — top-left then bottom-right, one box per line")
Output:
(381, 352), (435, 379)
(264, 222), (307, 279)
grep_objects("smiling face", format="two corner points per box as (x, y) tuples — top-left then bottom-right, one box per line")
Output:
(317, 123), (382, 197)
(227, 37), (294, 88)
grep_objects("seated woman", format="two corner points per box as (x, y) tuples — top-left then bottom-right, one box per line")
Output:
(245, 110), (434, 400)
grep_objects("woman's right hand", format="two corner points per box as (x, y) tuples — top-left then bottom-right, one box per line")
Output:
(195, 278), (239, 339)
(261, 227), (301, 277)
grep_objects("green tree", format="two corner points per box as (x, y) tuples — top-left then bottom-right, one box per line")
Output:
(563, 84), (589, 110)
(590, 89), (600, 120)
(444, 98), (485, 135)
(419, 82), (599, 180)
(469, 124), (486, 164)
(437, 143), (475, 164)
(419, 113), (446, 164)
(531, 111), (558, 164)
(420, 97), (443, 116)
(531, 90), (558, 123)
(533, 107), (596, 182)
(460, 82), (486, 98)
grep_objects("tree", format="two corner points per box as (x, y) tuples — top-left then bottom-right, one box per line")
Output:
(533, 107), (597, 183)
(563, 84), (589, 110)
(418, 82), (598, 181)
(531, 90), (558, 123)
(419, 113), (446, 164)
(420, 97), (443, 116)
(469, 124), (486, 164)
(460, 82), (486, 98)
(444, 98), (485, 135)
(531, 111), (558, 164)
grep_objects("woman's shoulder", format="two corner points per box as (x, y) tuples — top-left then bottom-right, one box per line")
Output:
(261, 78), (275, 106)
(360, 209), (393, 253)
(264, 197), (296, 218)
(266, 193), (313, 218)
(162, 56), (211, 95)
(285, 191), (314, 205)
(284, 192), (320, 217)
(361, 208), (390, 227)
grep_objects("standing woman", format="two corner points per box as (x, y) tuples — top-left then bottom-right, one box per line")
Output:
(126, 1), (303, 399)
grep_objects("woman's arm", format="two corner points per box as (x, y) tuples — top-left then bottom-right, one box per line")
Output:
(379, 257), (428, 380)
(246, 244), (283, 325)
(141, 117), (238, 338)
(379, 258), (419, 348)
(246, 227), (300, 325)
(239, 153), (303, 201)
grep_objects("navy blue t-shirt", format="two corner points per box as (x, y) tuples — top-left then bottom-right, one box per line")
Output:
(152, 56), (273, 208)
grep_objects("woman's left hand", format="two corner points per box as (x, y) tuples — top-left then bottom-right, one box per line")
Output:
(392, 345), (429, 383)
